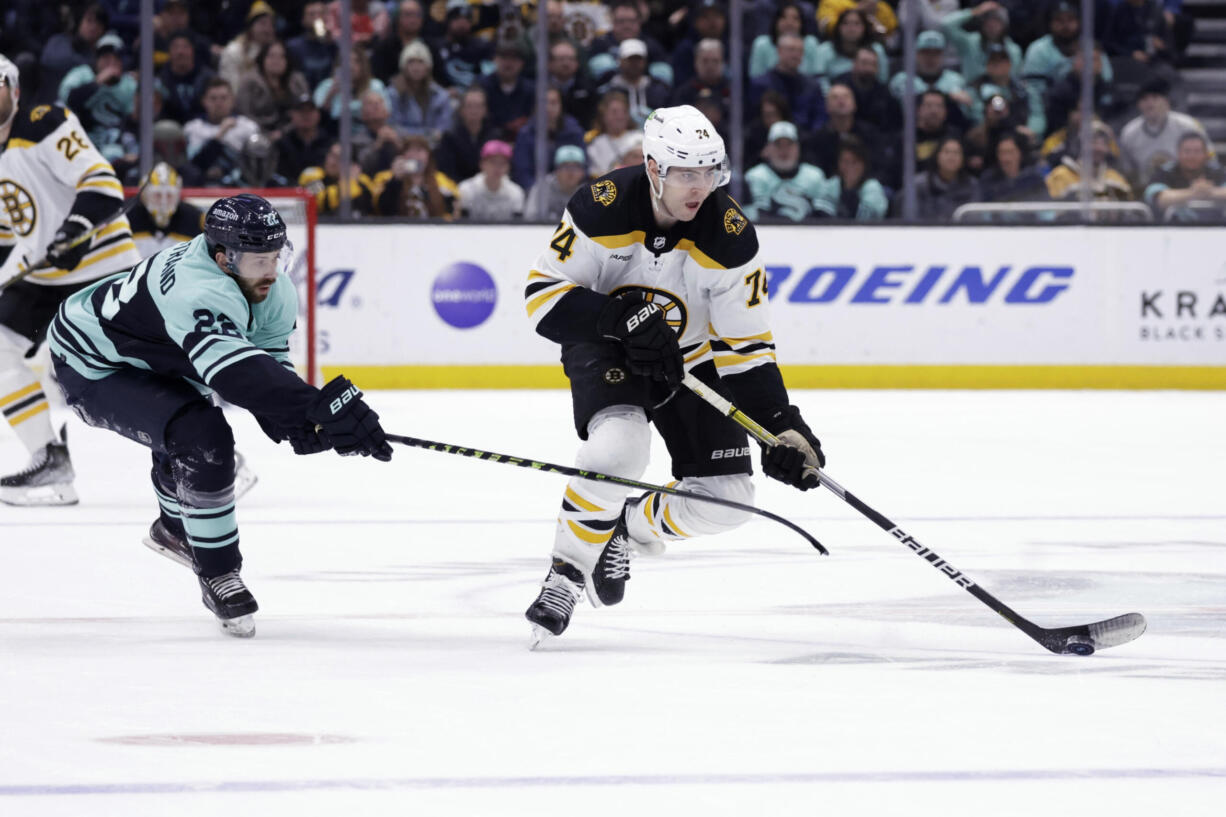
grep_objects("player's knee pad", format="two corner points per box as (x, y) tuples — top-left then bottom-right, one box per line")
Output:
(576, 405), (650, 480)
(680, 474), (755, 532)
(164, 403), (235, 504)
(0, 324), (34, 373)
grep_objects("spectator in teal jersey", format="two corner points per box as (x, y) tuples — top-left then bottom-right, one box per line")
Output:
(941, 2), (1023, 83)
(889, 31), (973, 116)
(58, 32), (136, 162)
(969, 45), (1042, 138)
(816, 135), (888, 220)
(1021, 2), (1114, 110)
(749, 3), (821, 79)
(744, 121), (828, 222)
(814, 9), (890, 95)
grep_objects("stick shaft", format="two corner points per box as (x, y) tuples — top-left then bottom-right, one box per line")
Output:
(386, 433), (827, 554)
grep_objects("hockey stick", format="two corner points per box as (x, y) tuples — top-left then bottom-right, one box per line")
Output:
(0, 181), (148, 293)
(386, 433), (828, 554)
(681, 372), (1147, 656)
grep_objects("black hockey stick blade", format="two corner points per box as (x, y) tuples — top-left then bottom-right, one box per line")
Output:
(386, 433), (828, 555)
(1028, 612), (1148, 656)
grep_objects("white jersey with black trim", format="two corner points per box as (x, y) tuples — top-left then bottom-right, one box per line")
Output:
(525, 165), (775, 377)
(0, 103), (142, 286)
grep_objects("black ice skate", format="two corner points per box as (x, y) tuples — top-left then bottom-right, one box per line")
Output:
(142, 519), (194, 570)
(589, 502), (634, 607)
(0, 433), (77, 506)
(525, 559), (585, 647)
(199, 570), (259, 638)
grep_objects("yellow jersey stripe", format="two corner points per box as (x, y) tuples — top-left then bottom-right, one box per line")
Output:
(714, 351), (777, 368)
(663, 505), (691, 539)
(9, 402), (50, 426)
(567, 519), (613, 545)
(720, 330), (775, 344)
(675, 239), (724, 270)
(564, 487), (604, 513)
(32, 240), (140, 280)
(683, 342), (711, 364)
(0, 382), (42, 408)
(5, 138), (37, 150)
(78, 162), (112, 178)
(591, 231), (646, 249)
(526, 283), (574, 317)
(77, 178), (125, 194)
(527, 270), (552, 282)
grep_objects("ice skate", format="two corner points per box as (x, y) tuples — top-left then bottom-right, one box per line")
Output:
(589, 502), (634, 607)
(199, 570), (259, 638)
(525, 559), (585, 648)
(0, 433), (78, 506)
(142, 519), (194, 570)
(233, 450), (258, 500)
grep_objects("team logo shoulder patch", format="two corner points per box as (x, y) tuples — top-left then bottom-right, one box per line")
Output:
(591, 180), (617, 206)
(723, 208), (747, 236)
(29, 105), (51, 123)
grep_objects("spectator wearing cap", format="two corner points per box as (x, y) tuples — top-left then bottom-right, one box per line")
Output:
(59, 32), (136, 162)
(458, 140), (525, 221)
(744, 121), (828, 222)
(38, 3), (109, 105)
(372, 0), (433, 82)
(159, 31), (215, 124)
(979, 131), (1052, 214)
(1046, 121), (1134, 204)
(287, 2), (338, 91)
(831, 46), (901, 134)
(598, 39), (670, 127)
(525, 144), (590, 220)
(1144, 132), (1226, 221)
(512, 87), (585, 189)
(749, 33), (827, 132)
(817, 0), (898, 39)
(435, 86), (501, 190)
(548, 39), (599, 131)
(940, 2), (1023, 84)
(750, 3), (821, 80)
(670, 39), (731, 118)
(813, 9), (890, 95)
(387, 41), (453, 144)
(898, 136), (981, 220)
(479, 42), (537, 138)
(805, 81), (894, 187)
(434, 0), (495, 90)
(218, 0), (277, 91)
(236, 41), (310, 139)
(1119, 78), (1211, 188)
(1021, 2), (1114, 111)
(913, 90), (963, 168)
(352, 89), (403, 175)
(315, 47), (391, 124)
(374, 135), (459, 219)
(969, 45), (1040, 136)
(586, 90), (641, 177)
(325, 0), (389, 48)
(586, 0), (670, 87)
(670, 0), (728, 90)
(815, 135), (889, 220)
(185, 77), (262, 183)
(889, 31), (973, 115)
(276, 94), (332, 184)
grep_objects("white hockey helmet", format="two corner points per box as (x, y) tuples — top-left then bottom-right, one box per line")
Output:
(140, 162), (183, 229)
(641, 105), (730, 193)
(0, 54), (18, 94)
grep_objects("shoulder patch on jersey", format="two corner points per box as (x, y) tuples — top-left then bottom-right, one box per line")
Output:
(723, 208), (747, 236)
(12, 102), (69, 143)
(29, 105), (51, 123)
(591, 179), (617, 206)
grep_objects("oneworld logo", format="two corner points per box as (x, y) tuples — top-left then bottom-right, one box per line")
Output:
(765, 265), (1073, 305)
(432, 262), (497, 328)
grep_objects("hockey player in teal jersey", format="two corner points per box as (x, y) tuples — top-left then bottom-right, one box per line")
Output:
(48, 193), (392, 637)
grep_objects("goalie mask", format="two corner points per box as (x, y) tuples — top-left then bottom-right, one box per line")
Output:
(641, 105), (730, 199)
(140, 162), (182, 229)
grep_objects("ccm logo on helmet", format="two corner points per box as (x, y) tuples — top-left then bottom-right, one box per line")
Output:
(625, 303), (660, 332)
(329, 384), (361, 415)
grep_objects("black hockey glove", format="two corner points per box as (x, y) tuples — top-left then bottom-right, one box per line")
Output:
(596, 292), (684, 389)
(305, 375), (393, 462)
(46, 215), (94, 271)
(760, 405), (825, 491)
(285, 423), (332, 455)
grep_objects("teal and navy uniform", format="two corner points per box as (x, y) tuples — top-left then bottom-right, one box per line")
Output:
(49, 235), (316, 572)
(743, 162), (828, 222)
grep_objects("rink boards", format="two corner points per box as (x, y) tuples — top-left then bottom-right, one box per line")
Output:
(311, 224), (1226, 389)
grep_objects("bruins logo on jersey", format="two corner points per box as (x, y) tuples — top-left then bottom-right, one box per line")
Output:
(29, 105), (51, 123)
(591, 180), (617, 207)
(610, 285), (688, 336)
(723, 208), (747, 236)
(0, 180), (37, 237)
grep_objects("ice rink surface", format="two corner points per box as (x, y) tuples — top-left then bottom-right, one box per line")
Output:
(1, 388), (1223, 817)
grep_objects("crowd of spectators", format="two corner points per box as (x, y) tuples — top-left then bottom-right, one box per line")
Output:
(2, 0), (1221, 222)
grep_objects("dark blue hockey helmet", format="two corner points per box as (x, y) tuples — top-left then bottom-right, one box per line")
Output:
(204, 193), (287, 254)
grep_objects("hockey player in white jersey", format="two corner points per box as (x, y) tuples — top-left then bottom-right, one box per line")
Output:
(523, 105), (826, 643)
(0, 53), (142, 505)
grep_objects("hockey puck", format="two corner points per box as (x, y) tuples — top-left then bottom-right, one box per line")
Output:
(1064, 636), (1095, 656)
